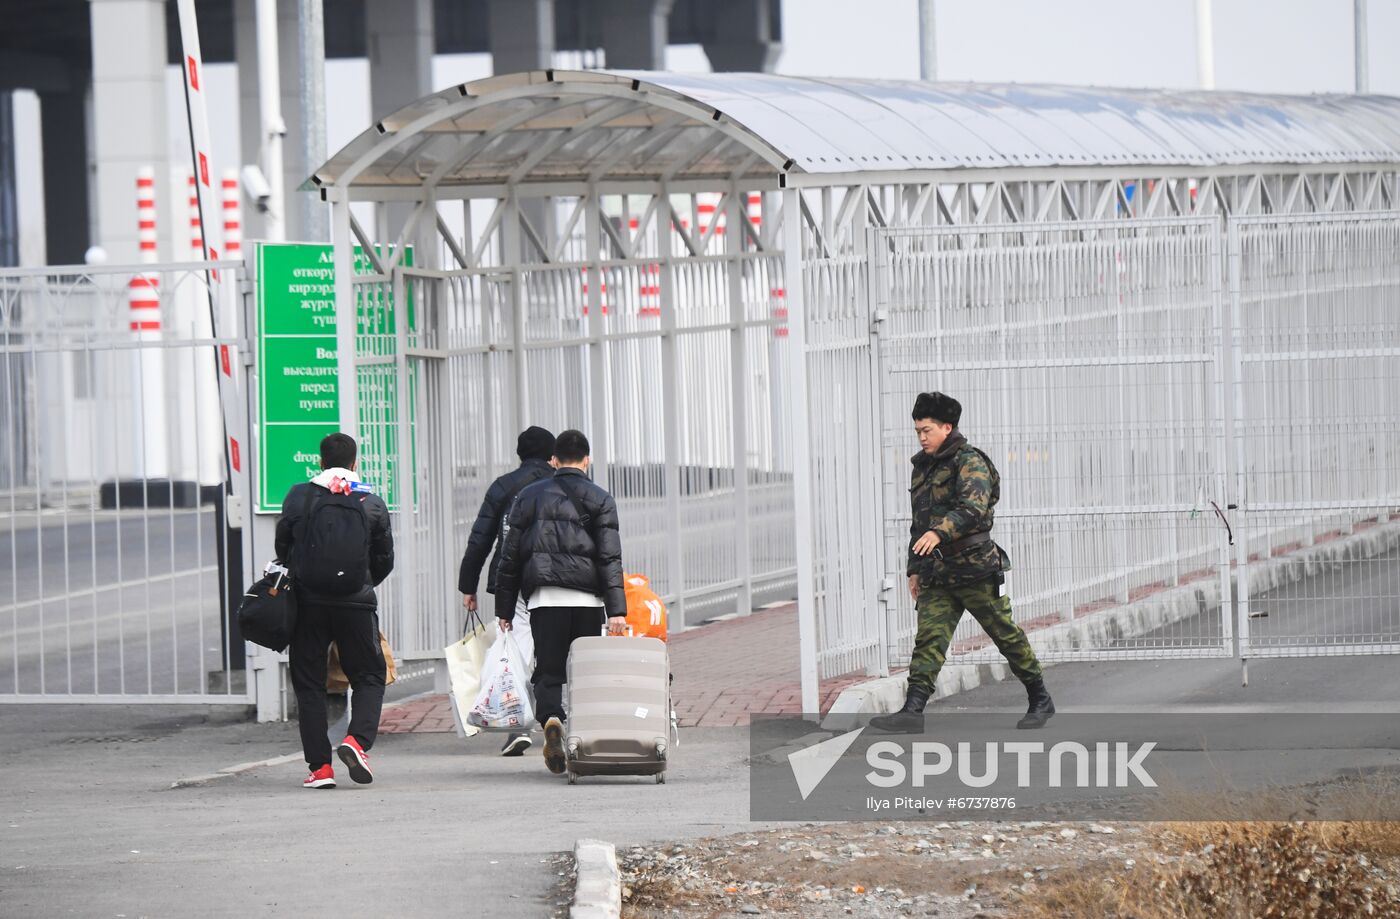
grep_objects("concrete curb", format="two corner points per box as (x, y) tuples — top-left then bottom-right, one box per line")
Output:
(570, 838), (621, 919)
(827, 518), (1400, 725)
(170, 752), (303, 789)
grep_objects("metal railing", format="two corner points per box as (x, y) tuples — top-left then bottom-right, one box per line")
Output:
(798, 212), (1400, 679)
(0, 261), (250, 703)
(350, 243), (796, 659)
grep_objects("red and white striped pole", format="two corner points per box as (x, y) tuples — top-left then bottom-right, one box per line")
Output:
(747, 192), (762, 229)
(129, 165), (169, 476)
(221, 169), (241, 259)
(129, 167), (160, 333)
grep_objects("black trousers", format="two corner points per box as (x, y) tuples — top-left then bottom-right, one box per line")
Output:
(529, 606), (605, 724)
(289, 601), (386, 768)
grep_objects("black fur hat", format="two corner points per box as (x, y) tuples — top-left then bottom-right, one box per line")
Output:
(911, 392), (961, 427)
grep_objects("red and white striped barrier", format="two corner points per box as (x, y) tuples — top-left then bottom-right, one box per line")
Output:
(222, 169), (241, 258)
(747, 192), (762, 228)
(176, 0), (248, 490)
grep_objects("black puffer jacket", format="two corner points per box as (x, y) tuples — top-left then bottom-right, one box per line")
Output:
(275, 482), (395, 611)
(493, 467), (626, 621)
(457, 458), (553, 596)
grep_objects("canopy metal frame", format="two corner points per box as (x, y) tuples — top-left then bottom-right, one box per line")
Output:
(312, 70), (1400, 711)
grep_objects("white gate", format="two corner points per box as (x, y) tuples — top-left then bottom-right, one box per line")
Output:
(867, 218), (1236, 668)
(0, 262), (252, 703)
(1230, 213), (1400, 658)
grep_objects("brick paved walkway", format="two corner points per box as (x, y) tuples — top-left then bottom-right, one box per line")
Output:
(379, 602), (866, 734)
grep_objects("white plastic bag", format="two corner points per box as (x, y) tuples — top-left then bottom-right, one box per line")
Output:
(467, 629), (535, 731)
(444, 612), (494, 738)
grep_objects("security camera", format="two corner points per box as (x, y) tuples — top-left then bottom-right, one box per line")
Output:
(241, 165), (273, 213)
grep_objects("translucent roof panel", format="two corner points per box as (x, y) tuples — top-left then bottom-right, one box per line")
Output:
(309, 70), (1400, 191)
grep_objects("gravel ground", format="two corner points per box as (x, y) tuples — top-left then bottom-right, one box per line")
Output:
(616, 820), (1154, 918)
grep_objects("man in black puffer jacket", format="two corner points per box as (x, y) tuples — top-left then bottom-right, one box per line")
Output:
(457, 425), (554, 756)
(494, 429), (627, 775)
(276, 433), (394, 789)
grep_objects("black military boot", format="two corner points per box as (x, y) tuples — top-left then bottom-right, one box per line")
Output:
(1016, 678), (1055, 729)
(870, 685), (931, 733)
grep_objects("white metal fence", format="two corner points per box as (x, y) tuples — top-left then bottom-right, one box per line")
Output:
(1231, 213), (1400, 657)
(0, 262), (250, 703)
(8, 210), (1398, 706)
(800, 212), (1400, 680)
(349, 226), (797, 660)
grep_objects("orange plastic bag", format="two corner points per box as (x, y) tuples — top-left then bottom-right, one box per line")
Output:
(624, 572), (668, 641)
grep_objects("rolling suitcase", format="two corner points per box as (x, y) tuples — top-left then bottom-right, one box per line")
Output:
(564, 635), (672, 785)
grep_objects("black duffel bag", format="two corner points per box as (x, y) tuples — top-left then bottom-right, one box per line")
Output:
(238, 565), (297, 652)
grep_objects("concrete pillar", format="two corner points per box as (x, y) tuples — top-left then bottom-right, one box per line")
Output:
(39, 88), (90, 266)
(489, 0), (555, 74)
(367, 0), (434, 243)
(367, 0), (434, 117)
(703, 0), (782, 73)
(234, 0), (264, 240)
(603, 0), (673, 70)
(89, 0), (171, 263)
(0, 93), (18, 268)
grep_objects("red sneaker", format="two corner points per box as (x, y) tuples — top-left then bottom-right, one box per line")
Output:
(303, 764), (336, 789)
(337, 735), (373, 784)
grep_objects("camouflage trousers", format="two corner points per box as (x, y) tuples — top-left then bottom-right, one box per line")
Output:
(908, 579), (1042, 694)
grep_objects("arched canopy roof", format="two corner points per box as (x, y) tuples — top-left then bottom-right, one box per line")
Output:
(309, 70), (1400, 192)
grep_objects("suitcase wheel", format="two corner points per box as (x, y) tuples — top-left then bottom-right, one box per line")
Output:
(655, 772), (665, 785)
(567, 770), (578, 785)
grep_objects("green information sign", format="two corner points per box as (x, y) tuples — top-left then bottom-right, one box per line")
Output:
(255, 243), (413, 513)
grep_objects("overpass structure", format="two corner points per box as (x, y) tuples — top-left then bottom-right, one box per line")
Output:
(2, 72), (1398, 715)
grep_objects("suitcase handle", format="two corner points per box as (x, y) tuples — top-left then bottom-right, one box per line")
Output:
(601, 622), (635, 637)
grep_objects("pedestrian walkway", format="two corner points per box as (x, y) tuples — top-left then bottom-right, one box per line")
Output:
(379, 602), (868, 734)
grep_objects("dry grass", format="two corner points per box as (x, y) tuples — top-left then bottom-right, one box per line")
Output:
(1018, 822), (1400, 919)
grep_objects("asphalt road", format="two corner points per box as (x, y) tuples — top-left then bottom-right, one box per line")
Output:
(0, 706), (756, 919)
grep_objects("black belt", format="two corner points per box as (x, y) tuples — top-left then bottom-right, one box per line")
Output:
(933, 531), (992, 560)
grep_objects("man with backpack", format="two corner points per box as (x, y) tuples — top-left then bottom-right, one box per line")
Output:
(493, 429), (628, 774)
(457, 425), (555, 756)
(276, 433), (395, 788)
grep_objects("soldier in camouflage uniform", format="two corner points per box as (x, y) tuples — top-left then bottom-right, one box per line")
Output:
(871, 392), (1054, 732)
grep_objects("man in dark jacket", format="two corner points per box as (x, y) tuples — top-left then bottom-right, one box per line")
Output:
(494, 429), (627, 775)
(871, 393), (1053, 733)
(276, 433), (395, 788)
(458, 425), (555, 756)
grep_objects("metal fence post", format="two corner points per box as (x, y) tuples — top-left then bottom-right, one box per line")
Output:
(391, 265), (417, 653)
(783, 187), (821, 714)
(863, 226), (891, 677)
(586, 188), (610, 495)
(657, 183), (687, 626)
(332, 192), (359, 439)
(728, 185), (753, 618)
(506, 192), (526, 436)
(1226, 218), (1252, 661)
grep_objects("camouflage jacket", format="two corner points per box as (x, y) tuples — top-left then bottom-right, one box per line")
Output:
(906, 431), (1006, 586)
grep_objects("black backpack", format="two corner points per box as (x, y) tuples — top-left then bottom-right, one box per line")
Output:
(293, 485), (371, 596)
